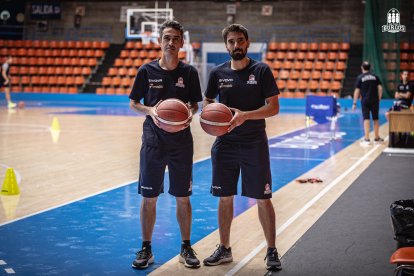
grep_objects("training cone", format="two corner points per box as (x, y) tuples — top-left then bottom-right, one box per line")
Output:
(51, 117), (61, 131)
(1, 168), (20, 195)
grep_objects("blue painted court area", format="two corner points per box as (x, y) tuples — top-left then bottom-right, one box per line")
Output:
(0, 94), (390, 275)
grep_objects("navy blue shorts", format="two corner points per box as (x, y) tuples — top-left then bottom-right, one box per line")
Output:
(361, 100), (379, 120)
(138, 143), (193, 198)
(210, 139), (272, 199)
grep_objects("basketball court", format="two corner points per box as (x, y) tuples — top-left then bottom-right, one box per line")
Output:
(1, 0), (413, 275)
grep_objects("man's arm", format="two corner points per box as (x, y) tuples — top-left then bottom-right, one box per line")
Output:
(377, 84), (382, 101)
(228, 95), (279, 132)
(203, 97), (215, 109)
(352, 88), (360, 110)
(129, 99), (160, 127)
(1, 65), (8, 84)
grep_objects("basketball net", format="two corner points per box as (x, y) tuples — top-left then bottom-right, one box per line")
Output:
(140, 32), (153, 45)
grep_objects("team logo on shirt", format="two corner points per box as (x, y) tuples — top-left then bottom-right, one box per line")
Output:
(264, 183), (271, 195)
(176, 77), (185, 88)
(219, 78), (233, 88)
(149, 79), (163, 89)
(247, 74), (257, 85)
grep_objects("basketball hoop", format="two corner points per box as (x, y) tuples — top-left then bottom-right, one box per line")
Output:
(140, 32), (154, 45)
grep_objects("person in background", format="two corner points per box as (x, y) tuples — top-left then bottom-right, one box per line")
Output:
(0, 56), (16, 109)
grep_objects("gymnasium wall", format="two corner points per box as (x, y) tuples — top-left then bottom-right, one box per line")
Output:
(20, 1), (413, 44)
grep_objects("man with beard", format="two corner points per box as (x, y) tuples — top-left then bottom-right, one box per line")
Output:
(202, 24), (281, 272)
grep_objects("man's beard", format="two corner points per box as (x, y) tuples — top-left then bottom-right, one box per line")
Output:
(230, 49), (246, 60)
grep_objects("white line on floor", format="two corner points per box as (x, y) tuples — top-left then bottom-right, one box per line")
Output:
(225, 143), (382, 276)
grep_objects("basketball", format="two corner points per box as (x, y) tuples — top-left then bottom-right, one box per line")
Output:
(200, 103), (233, 136)
(17, 101), (25, 109)
(155, 99), (190, 133)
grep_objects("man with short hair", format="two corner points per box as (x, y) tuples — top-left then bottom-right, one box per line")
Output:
(385, 70), (413, 120)
(352, 61), (383, 145)
(129, 20), (202, 269)
(0, 56), (16, 109)
(202, 24), (282, 272)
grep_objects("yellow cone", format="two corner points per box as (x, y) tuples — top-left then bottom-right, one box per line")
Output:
(1, 195), (20, 219)
(1, 168), (20, 195)
(51, 117), (61, 131)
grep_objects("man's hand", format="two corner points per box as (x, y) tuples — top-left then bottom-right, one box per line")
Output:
(228, 107), (247, 132)
(184, 104), (193, 129)
(150, 100), (162, 128)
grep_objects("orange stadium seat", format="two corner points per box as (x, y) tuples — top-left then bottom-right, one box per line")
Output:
(325, 61), (335, 71)
(81, 67), (91, 75)
(128, 68), (137, 77)
(290, 70), (300, 80)
(96, 87), (105, 94)
(320, 81), (330, 91)
(129, 50), (139, 59)
(133, 59), (144, 68)
(72, 67), (82, 76)
(298, 80), (308, 91)
(277, 80), (286, 91)
(102, 77), (111, 86)
(118, 68), (127, 76)
(319, 42), (329, 51)
(286, 52), (296, 60)
(268, 42), (278, 51)
(108, 67), (118, 76)
(282, 61), (292, 70)
(314, 61), (324, 71)
(112, 77), (121, 87)
(279, 42), (288, 51)
(279, 70), (289, 80)
(272, 70), (278, 79)
(309, 42), (318, 51)
(75, 76), (84, 86)
(293, 61), (302, 71)
(340, 42), (350, 52)
(311, 71), (321, 80)
(298, 42), (308, 52)
(288, 42), (298, 51)
(105, 87), (115, 95)
(336, 61), (346, 71)
(55, 67), (65, 75)
(334, 71), (344, 81)
(330, 42), (339, 51)
(120, 50), (129, 59)
(301, 71), (311, 80)
(322, 71), (333, 80)
(297, 52), (305, 61)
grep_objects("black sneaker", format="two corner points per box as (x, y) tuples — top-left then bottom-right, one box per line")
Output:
(132, 246), (154, 269)
(179, 245), (200, 268)
(265, 248), (282, 271)
(203, 244), (233, 266)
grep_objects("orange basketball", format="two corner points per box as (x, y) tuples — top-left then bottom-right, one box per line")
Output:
(200, 103), (233, 136)
(155, 99), (190, 133)
(17, 101), (25, 109)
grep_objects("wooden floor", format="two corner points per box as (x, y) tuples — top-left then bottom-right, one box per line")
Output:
(0, 106), (389, 275)
(0, 108), (304, 224)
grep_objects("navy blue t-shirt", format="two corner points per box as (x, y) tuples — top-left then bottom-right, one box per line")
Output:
(354, 72), (382, 103)
(129, 60), (202, 147)
(205, 59), (279, 144)
(396, 81), (413, 107)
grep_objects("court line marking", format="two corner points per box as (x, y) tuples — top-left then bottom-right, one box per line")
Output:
(225, 139), (386, 276)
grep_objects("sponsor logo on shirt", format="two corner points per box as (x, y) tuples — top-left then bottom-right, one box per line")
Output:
(264, 183), (271, 195)
(219, 78), (233, 88)
(361, 75), (377, 82)
(310, 104), (330, 110)
(141, 186), (153, 190)
(149, 79), (163, 89)
(247, 74), (257, 85)
(176, 77), (185, 88)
